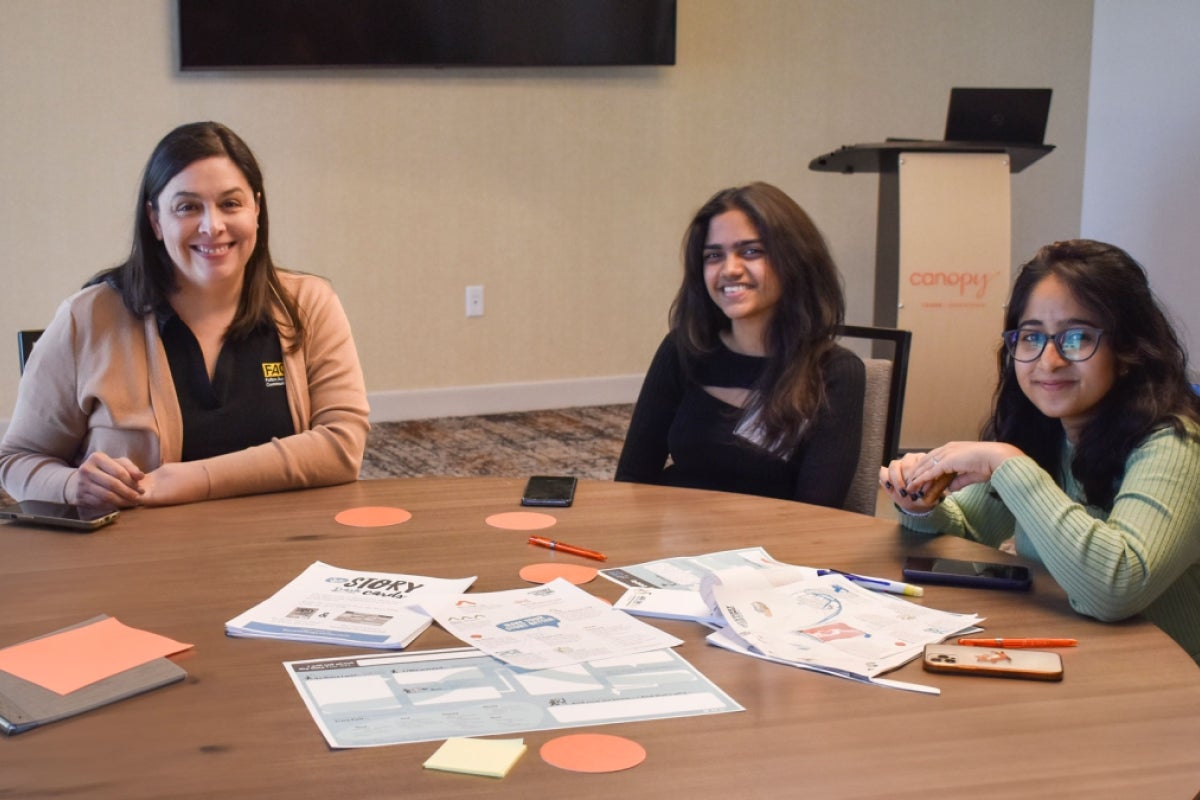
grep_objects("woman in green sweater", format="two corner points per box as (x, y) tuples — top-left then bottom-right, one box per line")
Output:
(881, 240), (1200, 664)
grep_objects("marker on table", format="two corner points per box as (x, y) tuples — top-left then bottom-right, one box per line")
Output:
(957, 638), (1077, 648)
(817, 569), (924, 597)
(528, 535), (607, 562)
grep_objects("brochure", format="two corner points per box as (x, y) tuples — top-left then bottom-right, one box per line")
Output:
(599, 546), (784, 592)
(225, 561), (475, 649)
(603, 549), (983, 690)
(704, 568), (981, 685)
(421, 578), (683, 670)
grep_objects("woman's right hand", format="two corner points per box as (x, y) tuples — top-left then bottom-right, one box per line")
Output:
(878, 452), (946, 514)
(68, 452), (146, 508)
(878, 441), (1025, 514)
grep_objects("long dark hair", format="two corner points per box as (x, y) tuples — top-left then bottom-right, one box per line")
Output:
(98, 121), (303, 345)
(983, 239), (1200, 508)
(671, 182), (846, 456)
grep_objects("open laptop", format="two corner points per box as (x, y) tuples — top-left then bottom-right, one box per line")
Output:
(944, 87), (1052, 144)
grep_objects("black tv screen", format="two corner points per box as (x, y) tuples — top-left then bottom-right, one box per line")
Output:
(178, 0), (677, 69)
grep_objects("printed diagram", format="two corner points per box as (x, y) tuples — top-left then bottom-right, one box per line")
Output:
(285, 647), (743, 748)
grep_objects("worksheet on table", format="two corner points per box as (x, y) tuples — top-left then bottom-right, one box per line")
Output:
(284, 646), (743, 748)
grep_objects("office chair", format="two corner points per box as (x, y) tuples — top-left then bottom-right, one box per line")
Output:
(836, 325), (912, 516)
(18, 330), (43, 374)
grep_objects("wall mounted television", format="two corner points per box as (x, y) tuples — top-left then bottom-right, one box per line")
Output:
(178, 0), (676, 69)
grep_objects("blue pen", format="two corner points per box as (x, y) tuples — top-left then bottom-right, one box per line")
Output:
(817, 569), (924, 598)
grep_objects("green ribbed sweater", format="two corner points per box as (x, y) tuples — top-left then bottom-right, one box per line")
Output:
(899, 424), (1200, 665)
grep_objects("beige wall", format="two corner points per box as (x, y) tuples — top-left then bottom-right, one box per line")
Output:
(0, 0), (1093, 423)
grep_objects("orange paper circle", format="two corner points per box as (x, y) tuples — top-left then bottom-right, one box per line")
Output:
(519, 563), (598, 585)
(334, 506), (413, 527)
(540, 733), (646, 773)
(485, 511), (558, 531)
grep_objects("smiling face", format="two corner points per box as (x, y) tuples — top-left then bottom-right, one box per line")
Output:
(702, 209), (781, 349)
(147, 156), (260, 294)
(1014, 273), (1118, 442)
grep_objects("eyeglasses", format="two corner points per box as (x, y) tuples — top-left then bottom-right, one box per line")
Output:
(1002, 327), (1106, 363)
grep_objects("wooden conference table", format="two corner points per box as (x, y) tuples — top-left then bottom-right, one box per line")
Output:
(1, 477), (1198, 799)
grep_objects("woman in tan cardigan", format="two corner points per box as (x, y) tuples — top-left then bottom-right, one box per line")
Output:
(0, 122), (369, 508)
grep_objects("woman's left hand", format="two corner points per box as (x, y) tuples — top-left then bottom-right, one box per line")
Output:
(137, 462), (210, 507)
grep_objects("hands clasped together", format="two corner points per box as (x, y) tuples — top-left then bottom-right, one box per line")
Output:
(67, 452), (204, 509)
(879, 441), (1024, 515)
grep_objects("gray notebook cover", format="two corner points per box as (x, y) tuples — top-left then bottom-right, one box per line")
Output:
(0, 615), (186, 735)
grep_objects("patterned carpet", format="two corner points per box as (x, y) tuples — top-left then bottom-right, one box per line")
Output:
(360, 404), (634, 481)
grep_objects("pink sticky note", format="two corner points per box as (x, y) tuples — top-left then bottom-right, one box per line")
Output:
(335, 506), (413, 527)
(485, 511), (558, 531)
(519, 563), (598, 585)
(0, 617), (193, 695)
(540, 733), (646, 773)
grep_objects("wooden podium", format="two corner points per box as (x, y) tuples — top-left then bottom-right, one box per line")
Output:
(811, 139), (1053, 451)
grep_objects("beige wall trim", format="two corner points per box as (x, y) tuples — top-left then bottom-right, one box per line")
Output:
(366, 375), (644, 423)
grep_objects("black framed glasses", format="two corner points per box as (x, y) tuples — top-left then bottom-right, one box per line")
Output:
(1002, 327), (1106, 363)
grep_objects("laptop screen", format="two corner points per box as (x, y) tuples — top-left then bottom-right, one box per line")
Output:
(944, 88), (1052, 144)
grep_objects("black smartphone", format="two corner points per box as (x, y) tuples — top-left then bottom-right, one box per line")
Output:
(520, 475), (578, 507)
(0, 500), (119, 532)
(902, 556), (1032, 591)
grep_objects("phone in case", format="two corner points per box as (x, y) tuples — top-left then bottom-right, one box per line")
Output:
(902, 556), (1032, 591)
(520, 475), (578, 507)
(923, 643), (1063, 681)
(0, 500), (119, 532)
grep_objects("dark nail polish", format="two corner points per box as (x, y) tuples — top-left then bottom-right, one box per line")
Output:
(885, 481), (893, 490)
(899, 488), (908, 498)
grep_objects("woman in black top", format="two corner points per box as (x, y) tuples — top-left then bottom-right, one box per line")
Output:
(615, 182), (864, 507)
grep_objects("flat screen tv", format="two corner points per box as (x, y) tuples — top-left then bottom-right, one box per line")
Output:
(178, 0), (677, 69)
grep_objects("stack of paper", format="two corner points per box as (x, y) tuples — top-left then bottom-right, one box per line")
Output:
(0, 615), (190, 734)
(603, 548), (983, 691)
(225, 561), (475, 649)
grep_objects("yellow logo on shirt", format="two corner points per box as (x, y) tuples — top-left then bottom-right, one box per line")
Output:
(262, 362), (286, 388)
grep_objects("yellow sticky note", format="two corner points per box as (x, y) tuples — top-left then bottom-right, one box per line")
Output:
(423, 737), (527, 778)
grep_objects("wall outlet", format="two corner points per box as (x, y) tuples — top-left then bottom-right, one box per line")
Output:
(465, 285), (484, 317)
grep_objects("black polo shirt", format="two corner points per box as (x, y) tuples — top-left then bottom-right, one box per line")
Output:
(159, 312), (295, 462)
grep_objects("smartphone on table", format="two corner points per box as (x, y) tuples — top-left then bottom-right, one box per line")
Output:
(902, 556), (1032, 591)
(520, 476), (578, 507)
(0, 500), (119, 532)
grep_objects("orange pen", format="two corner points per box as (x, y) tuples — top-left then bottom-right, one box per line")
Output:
(528, 535), (607, 562)
(957, 638), (1078, 648)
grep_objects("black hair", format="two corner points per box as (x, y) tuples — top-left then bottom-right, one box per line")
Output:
(671, 182), (845, 456)
(96, 121), (302, 345)
(984, 239), (1200, 508)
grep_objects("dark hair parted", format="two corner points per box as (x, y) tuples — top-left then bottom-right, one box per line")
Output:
(671, 182), (846, 457)
(983, 239), (1200, 509)
(101, 121), (303, 346)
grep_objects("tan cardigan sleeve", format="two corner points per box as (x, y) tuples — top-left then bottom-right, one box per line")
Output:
(0, 287), (163, 502)
(0, 275), (370, 504)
